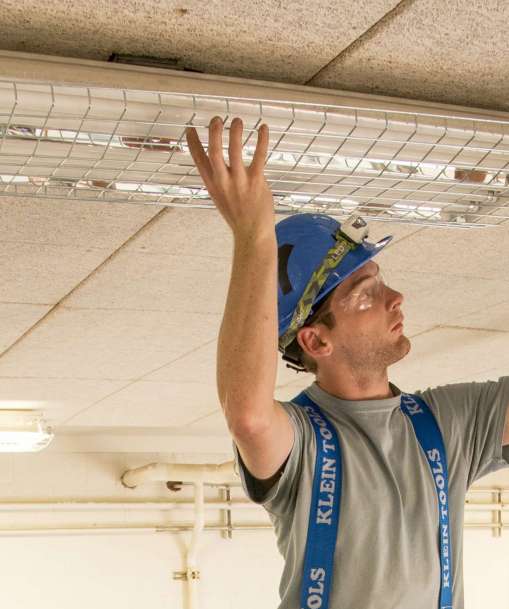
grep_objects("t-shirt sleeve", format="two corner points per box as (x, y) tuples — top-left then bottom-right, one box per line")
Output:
(417, 375), (509, 488)
(231, 400), (307, 516)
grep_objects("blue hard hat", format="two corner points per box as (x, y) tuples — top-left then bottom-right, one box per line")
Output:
(276, 213), (393, 339)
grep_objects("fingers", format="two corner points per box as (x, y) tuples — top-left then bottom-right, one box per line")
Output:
(207, 116), (228, 179)
(228, 118), (245, 173)
(249, 123), (269, 175)
(187, 117), (269, 187)
(186, 126), (214, 187)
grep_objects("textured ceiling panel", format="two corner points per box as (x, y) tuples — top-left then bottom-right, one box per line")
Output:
(126, 208), (231, 258)
(0, 377), (127, 425)
(0, 308), (220, 380)
(0, 0), (400, 83)
(0, 197), (164, 304)
(63, 250), (230, 315)
(382, 270), (509, 329)
(378, 219), (509, 279)
(0, 240), (123, 303)
(309, 1), (509, 113)
(66, 380), (219, 428)
(390, 326), (509, 392)
(453, 302), (509, 333)
(0, 196), (162, 248)
(0, 303), (50, 352)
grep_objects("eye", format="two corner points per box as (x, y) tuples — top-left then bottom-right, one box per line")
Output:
(357, 276), (377, 294)
(356, 291), (371, 301)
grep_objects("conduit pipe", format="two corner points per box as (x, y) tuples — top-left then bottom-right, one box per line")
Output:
(0, 500), (506, 512)
(0, 500), (253, 511)
(0, 524), (274, 537)
(186, 482), (203, 609)
(120, 461), (238, 488)
(0, 522), (507, 538)
(120, 461), (238, 609)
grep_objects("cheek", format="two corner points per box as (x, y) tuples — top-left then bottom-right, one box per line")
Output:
(346, 308), (386, 338)
(335, 308), (379, 338)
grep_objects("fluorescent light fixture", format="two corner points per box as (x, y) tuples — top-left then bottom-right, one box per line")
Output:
(0, 410), (54, 452)
(1, 78), (509, 228)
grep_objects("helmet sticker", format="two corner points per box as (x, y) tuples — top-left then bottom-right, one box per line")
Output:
(278, 243), (294, 295)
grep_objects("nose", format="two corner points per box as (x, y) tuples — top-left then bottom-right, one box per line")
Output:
(387, 286), (404, 310)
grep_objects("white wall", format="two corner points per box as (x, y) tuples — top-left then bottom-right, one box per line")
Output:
(0, 450), (507, 609)
(0, 530), (284, 609)
(464, 529), (509, 609)
(2, 525), (508, 609)
(0, 449), (284, 609)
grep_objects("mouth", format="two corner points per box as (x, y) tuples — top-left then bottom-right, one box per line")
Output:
(391, 317), (404, 332)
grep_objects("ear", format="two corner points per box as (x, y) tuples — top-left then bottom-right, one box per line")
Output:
(297, 326), (333, 359)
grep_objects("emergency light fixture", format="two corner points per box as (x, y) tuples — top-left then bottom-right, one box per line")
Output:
(1, 73), (509, 228)
(0, 410), (54, 452)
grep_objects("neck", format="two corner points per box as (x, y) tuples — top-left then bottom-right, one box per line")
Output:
(315, 366), (393, 401)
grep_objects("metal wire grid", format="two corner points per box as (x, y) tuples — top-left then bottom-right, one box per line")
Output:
(1, 79), (509, 228)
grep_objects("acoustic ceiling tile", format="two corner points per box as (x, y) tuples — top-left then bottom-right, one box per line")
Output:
(0, 196), (162, 249)
(391, 326), (509, 392)
(0, 0), (401, 83)
(0, 303), (51, 352)
(66, 380), (219, 428)
(309, 1), (509, 112)
(0, 308), (221, 380)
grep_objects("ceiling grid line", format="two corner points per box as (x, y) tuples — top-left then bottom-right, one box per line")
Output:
(0, 205), (170, 362)
(305, 0), (418, 86)
(437, 324), (509, 335)
(58, 337), (219, 426)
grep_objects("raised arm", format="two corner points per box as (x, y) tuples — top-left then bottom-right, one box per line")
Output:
(186, 116), (278, 432)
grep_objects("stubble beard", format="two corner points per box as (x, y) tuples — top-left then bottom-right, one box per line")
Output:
(339, 331), (412, 375)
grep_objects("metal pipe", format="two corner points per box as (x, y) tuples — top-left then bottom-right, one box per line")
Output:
(120, 463), (239, 609)
(186, 482), (204, 609)
(121, 461), (238, 488)
(0, 522), (506, 538)
(0, 501), (256, 512)
(464, 503), (509, 511)
(0, 499), (505, 512)
(0, 524), (274, 537)
(466, 488), (509, 493)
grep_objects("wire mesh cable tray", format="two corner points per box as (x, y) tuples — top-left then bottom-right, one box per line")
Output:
(2, 78), (509, 228)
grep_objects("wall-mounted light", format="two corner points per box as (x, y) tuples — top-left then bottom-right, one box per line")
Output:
(0, 410), (53, 453)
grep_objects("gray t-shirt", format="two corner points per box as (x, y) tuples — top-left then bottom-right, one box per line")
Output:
(232, 377), (509, 609)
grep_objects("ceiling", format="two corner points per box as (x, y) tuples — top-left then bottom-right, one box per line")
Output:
(1, 0), (509, 467)
(2, 0), (509, 112)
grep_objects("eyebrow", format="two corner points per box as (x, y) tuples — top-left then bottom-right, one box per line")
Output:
(346, 264), (380, 296)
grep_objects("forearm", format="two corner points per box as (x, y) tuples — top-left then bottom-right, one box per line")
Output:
(217, 231), (278, 431)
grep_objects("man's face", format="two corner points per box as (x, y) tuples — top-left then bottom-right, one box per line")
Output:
(317, 260), (411, 371)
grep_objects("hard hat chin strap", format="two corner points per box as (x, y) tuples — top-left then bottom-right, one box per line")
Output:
(281, 340), (308, 372)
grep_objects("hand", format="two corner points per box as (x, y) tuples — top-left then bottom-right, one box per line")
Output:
(185, 116), (275, 239)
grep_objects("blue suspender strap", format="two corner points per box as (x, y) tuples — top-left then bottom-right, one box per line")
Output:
(293, 390), (453, 609)
(401, 393), (453, 609)
(292, 391), (342, 609)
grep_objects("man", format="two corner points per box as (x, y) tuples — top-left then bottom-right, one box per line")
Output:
(186, 116), (509, 609)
